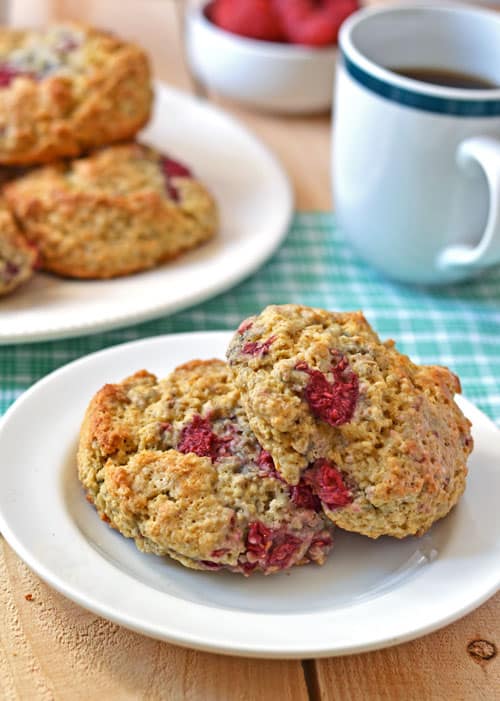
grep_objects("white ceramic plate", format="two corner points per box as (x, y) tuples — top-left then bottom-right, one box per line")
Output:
(0, 84), (292, 344)
(0, 332), (499, 659)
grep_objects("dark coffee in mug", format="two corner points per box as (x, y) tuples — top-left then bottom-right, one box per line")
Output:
(335, 4), (500, 283)
(390, 66), (497, 90)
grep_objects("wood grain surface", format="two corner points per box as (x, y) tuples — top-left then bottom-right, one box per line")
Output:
(315, 595), (500, 701)
(0, 2), (499, 700)
(0, 540), (309, 701)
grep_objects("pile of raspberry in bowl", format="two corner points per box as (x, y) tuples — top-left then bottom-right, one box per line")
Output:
(207, 0), (359, 47)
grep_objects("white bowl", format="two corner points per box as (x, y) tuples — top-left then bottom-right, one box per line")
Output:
(185, 3), (337, 114)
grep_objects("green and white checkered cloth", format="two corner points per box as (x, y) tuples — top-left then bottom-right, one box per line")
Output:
(1, 212), (500, 425)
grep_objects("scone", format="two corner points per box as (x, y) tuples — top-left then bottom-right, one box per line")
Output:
(0, 23), (151, 164)
(4, 143), (218, 278)
(227, 305), (473, 539)
(77, 359), (333, 575)
(0, 199), (35, 295)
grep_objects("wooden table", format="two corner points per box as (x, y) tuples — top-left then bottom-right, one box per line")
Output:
(1, 2), (499, 699)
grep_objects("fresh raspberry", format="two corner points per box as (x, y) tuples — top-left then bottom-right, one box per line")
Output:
(303, 458), (352, 508)
(0, 64), (34, 87)
(290, 480), (321, 511)
(241, 335), (275, 357)
(177, 415), (225, 462)
(296, 351), (358, 426)
(209, 0), (285, 42)
(275, 0), (358, 47)
(160, 156), (192, 202)
(246, 520), (272, 559)
(267, 534), (302, 567)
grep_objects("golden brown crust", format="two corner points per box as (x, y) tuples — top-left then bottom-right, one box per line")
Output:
(227, 305), (473, 539)
(4, 143), (218, 278)
(0, 23), (152, 164)
(103, 449), (235, 564)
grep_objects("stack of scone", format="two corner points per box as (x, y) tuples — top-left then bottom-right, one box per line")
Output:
(0, 23), (217, 294)
(77, 304), (473, 576)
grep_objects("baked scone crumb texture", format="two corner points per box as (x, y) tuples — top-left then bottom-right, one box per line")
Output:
(77, 359), (333, 575)
(0, 23), (152, 164)
(4, 143), (218, 279)
(227, 304), (472, 539)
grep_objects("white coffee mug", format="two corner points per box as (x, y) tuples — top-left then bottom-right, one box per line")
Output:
(333, 3), (500, 284)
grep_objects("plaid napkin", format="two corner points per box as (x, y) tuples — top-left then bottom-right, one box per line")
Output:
(1, 212), (499, 425)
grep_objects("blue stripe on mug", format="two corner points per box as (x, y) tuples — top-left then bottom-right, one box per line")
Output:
(341, 52), (500, 117)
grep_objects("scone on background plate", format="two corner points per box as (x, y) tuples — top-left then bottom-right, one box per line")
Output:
(227, 304), (473, 539)
(0, 198), (35, 295)
(4, 143), (218, 278)
(0, 23), (151, 164)
(77, 359), (333, 576)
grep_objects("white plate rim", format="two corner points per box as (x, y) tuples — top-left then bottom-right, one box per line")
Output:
(0, 331), (499, 659)
(0, 83), (293, 345)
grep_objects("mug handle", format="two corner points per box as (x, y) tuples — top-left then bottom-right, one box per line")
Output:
(438, 136), (500, 271)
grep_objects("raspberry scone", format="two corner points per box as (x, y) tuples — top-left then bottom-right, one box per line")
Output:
(0, 199), (35, 295)
(0, 23), (151, 164)
(4, 143), (218, 278)
(227, 305), (473, 539)
(77, 359), (333, 575)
